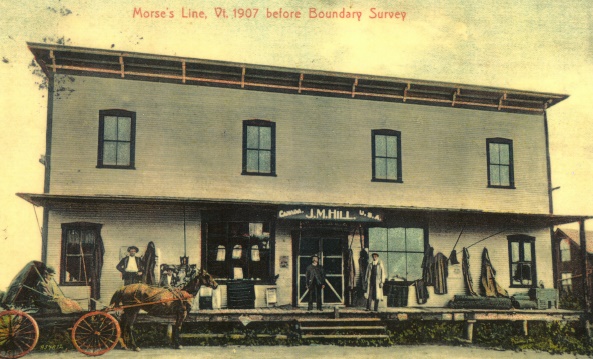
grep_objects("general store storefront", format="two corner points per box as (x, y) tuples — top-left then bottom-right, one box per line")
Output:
(18, 194), (591, 314)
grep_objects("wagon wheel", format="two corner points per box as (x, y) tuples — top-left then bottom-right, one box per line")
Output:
(0, 310), (40, 359)
(71, 311), (120, 356)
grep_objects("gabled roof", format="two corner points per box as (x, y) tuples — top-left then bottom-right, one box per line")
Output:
(555, 228), (593, 253)
(27, 42), (568, 115)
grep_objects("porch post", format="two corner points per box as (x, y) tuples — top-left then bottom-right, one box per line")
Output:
(465, 320), (476, 342)
(580, 220), (590, 314)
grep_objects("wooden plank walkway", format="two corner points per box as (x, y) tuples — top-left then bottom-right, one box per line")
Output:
(134, 306), (583, 325)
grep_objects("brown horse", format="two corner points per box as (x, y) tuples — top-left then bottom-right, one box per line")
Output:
(109, 268), (218, 350)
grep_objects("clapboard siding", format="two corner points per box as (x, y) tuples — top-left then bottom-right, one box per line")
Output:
(45, 203), (202, 305)
(49, 74), (549, 214)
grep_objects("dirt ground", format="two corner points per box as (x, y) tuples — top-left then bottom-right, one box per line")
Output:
(24, 344), (592, 359)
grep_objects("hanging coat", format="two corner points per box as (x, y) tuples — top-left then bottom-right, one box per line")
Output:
(433, 252), (449, 295)
(414, 279), (429, 304)
(142, 241), (157, 285)
(346, 248), (356, 291)
(480, 247), (508, 297)
(364, 259), (386, 301)
(89, 235), (105, 301)
(421, 246), (435, 286)
(462, 247), (478, 296)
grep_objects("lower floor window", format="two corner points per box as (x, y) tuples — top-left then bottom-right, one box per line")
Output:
(561, 272), (573, 293)
(368, 226), (425, 281)
(508, 234), (536, 287)
(204, 221), (274, 281)
(61, 222), (103, 285)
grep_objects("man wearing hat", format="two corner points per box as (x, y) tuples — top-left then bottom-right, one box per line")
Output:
(36, 266), (60, 310)
(364, 252), (386, 311)
(159, 265), (176, 288)
(305, 254), (326, 311)
(116, 246), (144, 285)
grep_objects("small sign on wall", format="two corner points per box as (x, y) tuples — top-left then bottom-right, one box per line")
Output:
(280, 255), (289, 268)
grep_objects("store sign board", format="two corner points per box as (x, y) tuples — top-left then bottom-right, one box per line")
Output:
(278, 206), (383, 222)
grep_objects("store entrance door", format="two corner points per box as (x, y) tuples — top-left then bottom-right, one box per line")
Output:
(296, 230), (345, 307)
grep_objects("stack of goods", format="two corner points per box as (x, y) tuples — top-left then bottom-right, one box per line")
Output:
(511, 293), (538, 309)
(448, 295), (513, 309)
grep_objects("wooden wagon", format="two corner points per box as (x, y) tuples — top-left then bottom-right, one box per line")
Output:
(0, 261), (121, 358)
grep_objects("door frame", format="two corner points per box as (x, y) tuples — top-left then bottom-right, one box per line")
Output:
(291, 227), (348, 307)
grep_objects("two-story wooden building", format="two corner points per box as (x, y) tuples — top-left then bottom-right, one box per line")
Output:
(19, 43), (590, 313)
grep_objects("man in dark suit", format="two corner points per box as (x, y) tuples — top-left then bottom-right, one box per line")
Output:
(116, 246), (144, 285)
(305, 254), (326, 311)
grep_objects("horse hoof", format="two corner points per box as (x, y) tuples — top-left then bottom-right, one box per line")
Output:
(133, 347), (141, 352)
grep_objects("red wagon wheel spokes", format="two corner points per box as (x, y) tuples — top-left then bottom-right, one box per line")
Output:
(0, 310), (40, 359)
(71, 312), (120, 356)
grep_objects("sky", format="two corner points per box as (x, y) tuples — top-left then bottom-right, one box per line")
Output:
(0, 0), (592, 290)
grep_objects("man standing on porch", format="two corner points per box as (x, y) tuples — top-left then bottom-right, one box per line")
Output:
(306, 254), (326, 311)
(116, 246), (144, 285)
(364, 253), (386, 311)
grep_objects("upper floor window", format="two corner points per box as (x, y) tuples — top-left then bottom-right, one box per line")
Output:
(242, 120), (275, 176)
(560, 239), (571, 262)
(508, 234), (536, 288)
(372, 129), (402, 182)
(487, 138), (514, 188)
(97, 110), (136, 169)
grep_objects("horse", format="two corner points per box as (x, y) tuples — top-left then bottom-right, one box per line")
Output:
(109, 268), (218, 350)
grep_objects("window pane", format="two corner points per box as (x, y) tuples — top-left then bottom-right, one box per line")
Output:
(406, 228), (424, 252)
(375, 158), (386, 178)
(117, 143), (130, 166)
(499, 144), (510, 165)
(300, 238), (319, 256)
(500, 166), (510, 186)
(523, 242), (532, 261)
(259, 151), (271, 173)
(388, 228), (405, 251)
(511, 264), (521, 285)
(259, 126), (271, 150)
(324, 257), (342, 273)
(490, 165), (500, 185)
(386, 159), (397, 180)
(387, 252), (406, 279)
(406, 252), (424, 280)
(323, 238), (342, 256)
(511, 242), (519, 262)
(246, 150), (258, 172)
(521, 264), (532, 285)
(246, 126), (259, 149)
(375, 135), (386, 157)
(104, 116), (117, 140)
(117, 117), (131, 141)
(249, 223), (263, 237)
(489, 143), (500, 164)
(369, 227), (388, 251)
(103, 142), (117, 165)
(386, 136), (398, 158)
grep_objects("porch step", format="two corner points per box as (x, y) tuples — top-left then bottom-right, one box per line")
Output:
(302, 334), (390, 339)
(298, 317), (382, 322)
(300, 326), (385, 331)
(297, 318), (389, 341)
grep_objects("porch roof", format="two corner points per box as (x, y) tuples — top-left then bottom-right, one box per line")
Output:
(17, 192), (591, 227)
(27, 42), (568, 115)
